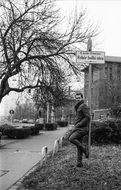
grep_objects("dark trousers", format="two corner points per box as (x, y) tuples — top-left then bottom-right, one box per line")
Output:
(68, 128), (88, 163)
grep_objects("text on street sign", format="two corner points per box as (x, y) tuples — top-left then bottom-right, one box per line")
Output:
(76, 51), (105, 64)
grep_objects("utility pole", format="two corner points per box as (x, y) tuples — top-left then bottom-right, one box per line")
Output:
(87, 37), (92, 163)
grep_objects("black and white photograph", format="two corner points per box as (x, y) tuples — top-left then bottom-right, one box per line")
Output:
(0, 0), (121, 189)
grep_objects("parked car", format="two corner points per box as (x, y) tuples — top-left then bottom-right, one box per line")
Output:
(28, 119), (35, 124)
(36, 118), (44, 124)
(19, 120), (23, 123)
(13, 119), (19, 123)
(22, 119), (28, 123)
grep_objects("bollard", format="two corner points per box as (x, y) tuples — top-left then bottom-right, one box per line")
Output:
(53, 139), (59, 156)
(41, 146), (48, 165)
(59, 136), (64, 148)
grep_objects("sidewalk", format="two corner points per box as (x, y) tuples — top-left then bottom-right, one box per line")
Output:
(0, 126), (70, 190)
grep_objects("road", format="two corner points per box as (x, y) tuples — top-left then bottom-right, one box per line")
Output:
(0, 126), (70, 190)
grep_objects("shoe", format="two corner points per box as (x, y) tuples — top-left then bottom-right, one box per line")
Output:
(83, 146), (89, 159)
(76, 162), (83, 167)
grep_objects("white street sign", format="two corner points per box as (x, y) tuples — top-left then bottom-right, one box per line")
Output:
(76, 51), (105, 64)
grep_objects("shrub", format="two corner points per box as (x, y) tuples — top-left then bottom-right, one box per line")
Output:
(0, 123), (43, 138)
(57, 121), (68, 127)
(45, 123), (57, 130)
(30, 126), (40, 135)
(22, 125), (40, 135)
(110, 106), (121, 118)
(0, 124), (15, 135)
(34, 123), (44, 130)
(91, 126), (112, 145)
(90, 119), (121, 145)
(4, 127), (31, 139)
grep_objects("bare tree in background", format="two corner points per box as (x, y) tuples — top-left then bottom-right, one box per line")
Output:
(0, 0), (97, 103)
(13, 100), (35, 120)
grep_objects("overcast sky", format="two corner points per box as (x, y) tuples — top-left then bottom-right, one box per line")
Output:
(57, 0), (121, 57)
(56, 0), (121, 90)
(0, 0), (121, 116)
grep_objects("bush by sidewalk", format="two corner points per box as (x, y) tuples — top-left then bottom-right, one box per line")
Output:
(34, 123), (44, 130)
(44, 123), (57, 130)
(81, 119), (121, 145)
(0, 124), (14, 135)
(57, 121), (68, 127)
(4, 127), (31, 139)
(18, 134), (121, 190)
(0, 124), (41, 139)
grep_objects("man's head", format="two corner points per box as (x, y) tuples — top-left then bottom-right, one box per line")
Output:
(75, 92), (83, 102)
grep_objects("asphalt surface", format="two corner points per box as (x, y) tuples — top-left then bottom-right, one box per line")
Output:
(0, 126), (70, 190)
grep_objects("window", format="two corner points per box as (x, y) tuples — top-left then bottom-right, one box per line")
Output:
(92, 69), (100, 82)
(109, 67), (112, 80)
(117, 65), (121, 81)
(105, 66), (108, 78)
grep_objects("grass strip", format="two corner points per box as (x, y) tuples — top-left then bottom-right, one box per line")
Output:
(18, 138), (121, 190)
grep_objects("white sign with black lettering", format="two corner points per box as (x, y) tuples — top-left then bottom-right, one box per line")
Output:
(76, 51), (105, 64)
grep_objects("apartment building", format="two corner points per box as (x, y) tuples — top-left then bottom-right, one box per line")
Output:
(82, 56), (121, 114)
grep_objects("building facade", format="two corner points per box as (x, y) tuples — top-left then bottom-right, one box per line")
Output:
(82, 56), (121, 116)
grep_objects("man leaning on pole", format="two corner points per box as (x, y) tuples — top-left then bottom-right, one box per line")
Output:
(68, 92), (91, 167)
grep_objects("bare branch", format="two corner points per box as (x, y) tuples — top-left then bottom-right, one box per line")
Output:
(0, 0), (98, 102)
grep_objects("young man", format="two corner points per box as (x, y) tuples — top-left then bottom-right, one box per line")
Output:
(68, 92), (91, 167)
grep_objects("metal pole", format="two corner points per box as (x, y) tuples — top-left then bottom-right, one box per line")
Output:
(11, 114), (13, 125)
(47, 102), (49, 123)
(87, 37), (92, 164)
(88, 63), (92, 163)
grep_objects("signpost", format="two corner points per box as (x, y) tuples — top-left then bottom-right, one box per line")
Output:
(76, 38), (105, 164)
(9, 109), (14, 125)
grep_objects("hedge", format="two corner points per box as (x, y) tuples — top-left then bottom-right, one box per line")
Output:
(0, 124), (41, 138)
(90, 119), (121, 145)
(4, 127), (31, 139)
(34, 123), (44, 130)
(45, 123), (57, 130)
(30, 126), (40, 135)
(0, 124), (15, 136)
(57, 121), (68, 127)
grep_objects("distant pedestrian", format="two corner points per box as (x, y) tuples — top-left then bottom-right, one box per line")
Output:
(68, 92), (91, 167)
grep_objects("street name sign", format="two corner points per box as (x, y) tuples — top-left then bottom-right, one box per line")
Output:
(9, 109), (14, 115)
(76, 51), (105, 64)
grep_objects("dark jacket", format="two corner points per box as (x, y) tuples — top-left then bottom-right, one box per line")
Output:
(74, 100), (90, 129)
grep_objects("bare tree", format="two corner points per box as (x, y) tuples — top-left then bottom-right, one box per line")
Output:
(33, 67), (69, 105)
(0, 0), (97, 103)
(13, 100), (35, 120)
